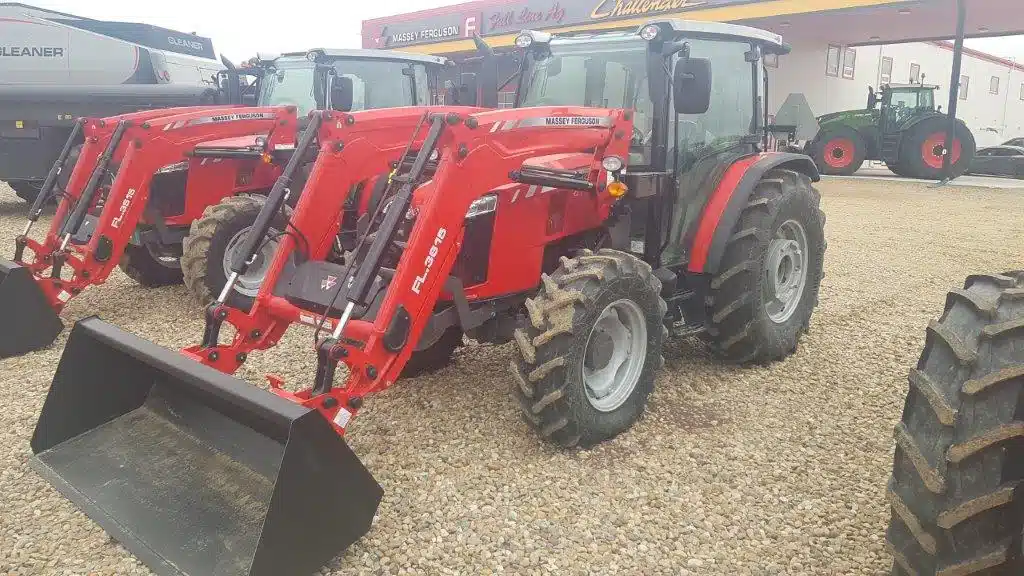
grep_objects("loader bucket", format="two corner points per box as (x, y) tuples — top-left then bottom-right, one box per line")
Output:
(0, 259), (63, 358)
(30, 317), (383, 576)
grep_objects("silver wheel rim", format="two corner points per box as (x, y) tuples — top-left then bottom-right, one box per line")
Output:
(222, 225), (280, 297)
(582, 299), (648, 413)
(763, 219), (808, 324)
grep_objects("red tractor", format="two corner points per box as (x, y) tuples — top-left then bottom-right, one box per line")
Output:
(29, 20), (827, 576)
(0, 49), (453, 358)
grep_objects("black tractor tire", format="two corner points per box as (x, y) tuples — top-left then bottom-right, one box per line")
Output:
(511, 249), (668, 448)
(401, 327), (464, 378)
(9, 180), (42, 203)
(886, 271), (1024, 575)
(118, 244), (184, 287)
(899, 118), (976, 180)
(886, 160), (914, 178)
(811, 127), (867, 176)
(703, 169), (826, 364)
(181, 193), (290, 311)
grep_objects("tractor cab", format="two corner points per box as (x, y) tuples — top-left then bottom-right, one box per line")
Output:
(513, 20), (797, 267)
(254, 49), (448, 122)
(879, 83), (937, 133)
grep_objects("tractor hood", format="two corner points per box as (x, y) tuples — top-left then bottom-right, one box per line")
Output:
(817, 109), (876, 129)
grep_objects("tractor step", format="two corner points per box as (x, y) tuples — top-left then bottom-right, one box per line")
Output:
(881, 134), (901, 163)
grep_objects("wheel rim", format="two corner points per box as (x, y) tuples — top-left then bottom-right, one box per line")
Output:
(921, 132), (962, 170)
(823, 138), (856, 169)
(222, 225), (280, 297)
(582, 299), (648, 413)
(763, 219), (809, 324)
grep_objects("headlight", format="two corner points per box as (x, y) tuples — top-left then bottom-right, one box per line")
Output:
(465, 194), (497, 219)
(601, 155), (624, 172)
(639, 24), (660, 42)
(155, 160), (188, 174)
(515, 33), (533, 49)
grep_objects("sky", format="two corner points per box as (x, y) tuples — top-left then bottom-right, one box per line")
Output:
(18, 0), (1024, 63)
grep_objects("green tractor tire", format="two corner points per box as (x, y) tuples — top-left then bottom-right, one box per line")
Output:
(810, 126), (867, 176)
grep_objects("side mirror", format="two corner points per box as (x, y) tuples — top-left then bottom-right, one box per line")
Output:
(218, 55), (242, 105)
(330, 75), (353, 112)
(673, 57), (712, 115)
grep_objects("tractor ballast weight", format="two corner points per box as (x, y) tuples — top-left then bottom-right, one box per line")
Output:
(30, 317), (382, 576)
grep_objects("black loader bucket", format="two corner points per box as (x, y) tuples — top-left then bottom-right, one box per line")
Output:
(30, 317), (383, 576)
(0, 259), (63, 358)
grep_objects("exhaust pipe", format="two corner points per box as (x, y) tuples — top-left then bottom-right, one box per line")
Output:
(30, 317), (383, 576)
(0, 260), (63, 358)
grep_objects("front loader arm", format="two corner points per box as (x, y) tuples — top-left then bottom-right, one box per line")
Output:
(280, 106), (633, 433)
(21, 106), (299, 310)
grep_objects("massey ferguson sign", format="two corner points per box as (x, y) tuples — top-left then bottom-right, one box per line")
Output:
(364, 0), (756, 47)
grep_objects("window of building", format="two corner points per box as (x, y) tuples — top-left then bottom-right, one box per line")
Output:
(960, 75), (969, 100)
(879, 56), (893, 85)
(1020, 82), (1024, 101)
(826, 45), (841, 77)
(910, 63), (921, 83)
(842, 48), (857, 79)
(991, 75), (1000, 94)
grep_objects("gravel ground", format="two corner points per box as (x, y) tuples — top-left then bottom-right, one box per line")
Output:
(0, 178), (1022, 576)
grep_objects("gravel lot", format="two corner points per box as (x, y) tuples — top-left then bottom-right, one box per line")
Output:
(0, 178), (1022, 576)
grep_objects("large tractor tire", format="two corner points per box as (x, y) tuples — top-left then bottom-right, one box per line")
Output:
(899, 118), (976, 180)
(811, 127), (867, 176)
(703, 169), (826, 364)
(118, 244), (184, 287)
(886, 160), (914, 178)
(181, 193), (290, 311)
(886, 271), (1024, 575)
(511, 249), (668, 448)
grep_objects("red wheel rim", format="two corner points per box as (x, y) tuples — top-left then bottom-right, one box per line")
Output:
(921, 132), (962, 170)
(823, 138), (856, 169)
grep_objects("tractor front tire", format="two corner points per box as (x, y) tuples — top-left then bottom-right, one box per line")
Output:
(886, 272), (1024, 575)
(511, 249), (668, 448)
(181, 193), (290, 311)
(118, 244), (183, 287)
(703, 169), (826, 364)
(811, 127), (867, 176)
(401, 327), (464, 378)
(900, 119), (976, 180)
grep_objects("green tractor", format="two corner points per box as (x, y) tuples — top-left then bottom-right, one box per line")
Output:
(808, 84), (976, 179)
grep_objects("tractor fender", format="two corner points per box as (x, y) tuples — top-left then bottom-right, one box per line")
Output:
(900, 111), (970, 134)
(688, 152), (819, 274)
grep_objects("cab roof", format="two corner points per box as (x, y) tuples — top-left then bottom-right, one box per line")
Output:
(274, 48), (448, 67)
(642, 19), (790, 55)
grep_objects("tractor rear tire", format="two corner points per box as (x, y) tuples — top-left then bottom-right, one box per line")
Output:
(510, 249), (668, 448)
(886, 160), (913, 178)
(118, 244), (183, 287)
(811, 127), (867, 176)
(401, 327), (463, 378)
(703, 169), (826, 364)
(181, 193), (291, 311)
(885, 271), (1024, 575)
(899, 118), (976, 180)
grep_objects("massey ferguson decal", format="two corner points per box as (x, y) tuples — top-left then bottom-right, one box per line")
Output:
(489, 116), (613, 131)
(321, 275), (338, 291)
(163, 112), (277, 131)
(412, 228), (447, 294)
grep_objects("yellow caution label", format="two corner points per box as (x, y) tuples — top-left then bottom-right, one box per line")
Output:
(15, 121), (23, 129)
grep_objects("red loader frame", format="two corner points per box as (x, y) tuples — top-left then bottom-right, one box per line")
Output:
(184, 106), (632, 435)
(13, 106), (297, 310)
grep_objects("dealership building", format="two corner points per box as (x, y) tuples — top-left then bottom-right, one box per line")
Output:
(362, 0), (1024, 147)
